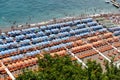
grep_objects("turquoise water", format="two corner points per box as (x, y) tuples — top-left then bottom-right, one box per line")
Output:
(0, 0), (120, 27)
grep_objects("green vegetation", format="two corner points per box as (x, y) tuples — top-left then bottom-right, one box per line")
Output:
(17, 54), (120, 80)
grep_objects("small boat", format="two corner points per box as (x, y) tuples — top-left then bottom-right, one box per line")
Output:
(111, 0), (120, 8)
(112, 2), (120, 8)
(105, 0), (110, 3)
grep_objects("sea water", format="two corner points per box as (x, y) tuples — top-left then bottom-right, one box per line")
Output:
(0, 0), (120, 28)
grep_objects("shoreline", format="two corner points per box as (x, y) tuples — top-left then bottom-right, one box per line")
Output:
(0, 13), (120, 33)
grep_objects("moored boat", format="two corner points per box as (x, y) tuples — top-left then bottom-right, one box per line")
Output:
(105, 0), (110, 3)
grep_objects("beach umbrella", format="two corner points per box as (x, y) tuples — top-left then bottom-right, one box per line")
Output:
(32, 37), (41, 44)
(87, 21), (97, 26)
(0, 50), (10, 56)
(66, 42), (72, 46)
(79, 28), (90, 33)
(41, 36), (48, 41)
(51, 28), (59, 34)
(98, 28), (107, 32)
(76, 24), (86, 29)
(80, 32), (89, 36)
(37, 31), (45, 37)
(61, 26), (70, 32)
(108, 27), (120, 32)
(47, 25), (53, 29)
(6, 37), (14, 43)
(0, 39), (4, 44)
(52, 38), (61, 43)
(50, 46), (57, 50)
(2, 57), (11, 63)
(8, 30), (21, 35)
(26, 52), (32, 57)
(19, 46), (26, 51)
(0, 34), (6, 39)
(90, 25), (103, 31)
(43, 48), (49, 52)
(66, 21), (73, 26)
(26, 33), (36, 39)
(114, 31), (120, 36)
(1, 33), (6, 36)
(81, 18), (93, 23)
(15, 62), (21, 69)
(70, 30), (75, 36)
(74, 20), (81, 24)
(7, 64), (14, 71)
(50, 24), (57, 29)
(15, 35), (25, 41)
(40, 26), (47, 30)
(20, 39), (30, 43)
(52, 23), (62, 28)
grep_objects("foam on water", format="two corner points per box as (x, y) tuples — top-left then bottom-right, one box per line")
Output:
(0, 0), (119, 27)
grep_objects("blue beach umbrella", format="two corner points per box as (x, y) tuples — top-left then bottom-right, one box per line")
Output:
(114, 31), (120, 36)
(76, 24), (86, 29)
(90, 25), (103, 31)
(81, 18), (93, 23)
(37, 31), (45, 37)
(74, 20), (81, 24)
(87, 21), (97, 26)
